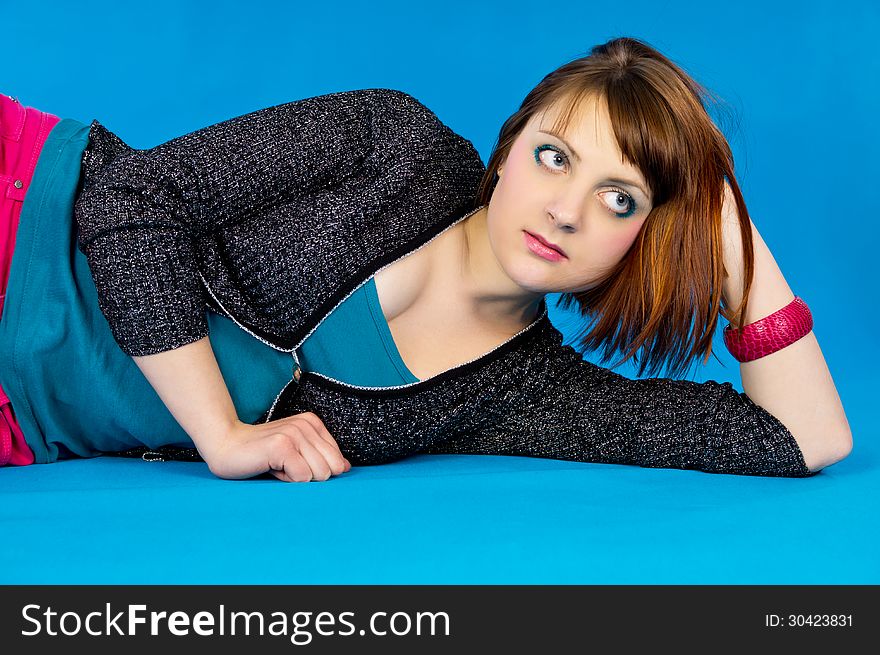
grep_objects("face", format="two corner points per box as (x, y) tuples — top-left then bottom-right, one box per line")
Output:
(486, 94), (653, 293)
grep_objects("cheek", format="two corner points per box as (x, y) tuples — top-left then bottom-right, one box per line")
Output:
(497, 145), (539, 194)
(604, 224), (642, 258)
(576, 222), (644, 277)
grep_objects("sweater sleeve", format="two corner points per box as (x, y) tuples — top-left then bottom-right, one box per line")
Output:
(73, 88), (449, 357)
(422, 355), (816, 478)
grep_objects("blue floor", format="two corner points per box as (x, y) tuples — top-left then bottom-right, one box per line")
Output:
(2, 452), (875, 584)
(3, 0), (876, 587)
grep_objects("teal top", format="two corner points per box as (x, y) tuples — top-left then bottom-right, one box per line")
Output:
(297, 276), (422, 387)
(0, 118), (419, 464)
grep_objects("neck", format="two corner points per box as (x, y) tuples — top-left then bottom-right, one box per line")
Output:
(449, 205), (545, 330)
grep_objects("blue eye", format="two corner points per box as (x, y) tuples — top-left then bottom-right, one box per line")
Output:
(534, 145), (639, 219)
(601, 188), (638, 218)
(534, 144), (567, 170)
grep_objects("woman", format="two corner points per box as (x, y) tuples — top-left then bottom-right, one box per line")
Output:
(0, 37), (852, 482)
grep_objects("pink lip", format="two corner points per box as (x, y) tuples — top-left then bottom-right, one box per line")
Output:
(524, 231), (567, 258)
(524, 231), (567, 262)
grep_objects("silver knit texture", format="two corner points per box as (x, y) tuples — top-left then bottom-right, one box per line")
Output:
(74, 88), (485, 356)
(275, 315), (813, 478)
(73, 88), (814, 478)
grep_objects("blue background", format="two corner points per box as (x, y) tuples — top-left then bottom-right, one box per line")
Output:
(2, 0), (877, 584)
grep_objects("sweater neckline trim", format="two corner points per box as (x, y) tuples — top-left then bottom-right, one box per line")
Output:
(288, 202), (488, 358)
(287, 202), (551, 394)
(297, 295), (549, 397)
(198, 203), (487, 358)
(259, 202), (553, 411)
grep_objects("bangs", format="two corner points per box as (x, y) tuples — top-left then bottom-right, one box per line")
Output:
(543, 84), (688, 207)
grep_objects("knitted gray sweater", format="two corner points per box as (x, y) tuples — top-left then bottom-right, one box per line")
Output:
(73, 88), (814, 478)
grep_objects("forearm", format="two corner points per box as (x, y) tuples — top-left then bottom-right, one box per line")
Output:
(131, 336), (241, 459)
(721, 217), (852, 472)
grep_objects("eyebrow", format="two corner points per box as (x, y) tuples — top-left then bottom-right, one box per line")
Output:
(537, 129), (650, 199)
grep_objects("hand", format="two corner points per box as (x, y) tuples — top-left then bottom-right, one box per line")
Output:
(201, 412), (352, 482)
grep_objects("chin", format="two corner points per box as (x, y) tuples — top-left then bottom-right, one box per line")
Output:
(503, 259), (558, 294)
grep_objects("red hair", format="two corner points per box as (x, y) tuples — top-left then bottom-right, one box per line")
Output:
(476, 36), (756, 379)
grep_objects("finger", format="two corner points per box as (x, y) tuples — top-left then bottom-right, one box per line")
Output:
(311, 429), (351, 470)
(270, 469), (293, 483)
(297, 413), (348, 459)
(266, 434), (313, 482)
(292, 434), (335, 481)
(295, 422), (349, 477)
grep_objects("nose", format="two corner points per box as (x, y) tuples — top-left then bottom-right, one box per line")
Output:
(546, 187), (585, 232)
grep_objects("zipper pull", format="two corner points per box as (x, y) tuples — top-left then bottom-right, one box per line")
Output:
(292, 348), (302, 382)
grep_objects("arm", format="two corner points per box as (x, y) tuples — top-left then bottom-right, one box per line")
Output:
(129, 336), (239, 460)
(422, 352), (816, 477)
(73, 88), (456, 478)
(73, 87), (456, 357)
(719, 182), (852, 473)
(423, 185), (850, 477)
(131, 335), (351, 481)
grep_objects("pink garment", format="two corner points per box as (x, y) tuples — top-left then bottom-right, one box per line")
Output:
(1, 92), (60, 466)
